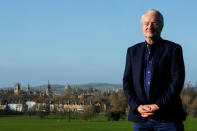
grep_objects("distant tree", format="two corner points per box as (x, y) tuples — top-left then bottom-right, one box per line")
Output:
(110, 90), (127, 113)
(23, 103), (28, 115)
(105, 111), (121, 121)
(181, 86), (197, 117)
(63, 87), (73, 99)
(104, 90), (128, 121)
(190, 97), (197, 117)
(86, 87), (94, 93)
(36, 104), (46, 118)
(45, 103), (50, 118)
(26, 105), (36, 117)
(79, 105), (96, 120)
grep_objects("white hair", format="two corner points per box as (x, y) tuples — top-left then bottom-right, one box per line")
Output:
(141, 9), (164, 26)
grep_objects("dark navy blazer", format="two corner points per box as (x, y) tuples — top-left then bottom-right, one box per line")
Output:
(123, 38), (187, 122)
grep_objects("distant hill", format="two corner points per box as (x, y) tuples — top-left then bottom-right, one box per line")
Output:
(32, 84), (65, 91)
(1, 83), (122, 91)
(31, 83), (122, 91)
(72, 83), (122, 90)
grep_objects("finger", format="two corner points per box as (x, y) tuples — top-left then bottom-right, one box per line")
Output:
(141, 112), (154, 117)
(151, 104), (159, 111)
(138, 105), (147, 113)
(143, 105), (151, 110)
(141, 113), (151, 117)
(142, 105), (153, 112)
(141, 108), (153, 113)
(143, 112), (154, 115)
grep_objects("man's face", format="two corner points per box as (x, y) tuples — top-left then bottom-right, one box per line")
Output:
(142, 13), (163, 39)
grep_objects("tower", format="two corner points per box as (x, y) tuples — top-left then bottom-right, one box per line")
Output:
(46, 80), (51, 96)
(26, 83), (30, 95)
(14, 83), (20, 95)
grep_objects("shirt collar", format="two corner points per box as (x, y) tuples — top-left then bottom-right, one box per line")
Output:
(144, 37), (162, 47)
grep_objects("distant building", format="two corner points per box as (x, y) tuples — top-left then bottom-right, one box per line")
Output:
(54, 103), (89, 112)
(26, 83), (30, 95)
(26, 101), (36, 111)
(14, 83), (20, 95)
(113, 88), (119, 92)
(0, 105), (7, 110)
(46, 80), (51, 96)
(26, 83), (30, 92)
(78, 93), (94, 99)
(8, 104), (23, 112)
(64, 84), (71, 89)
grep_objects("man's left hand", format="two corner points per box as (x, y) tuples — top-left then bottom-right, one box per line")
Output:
(148, 104), (159, 112)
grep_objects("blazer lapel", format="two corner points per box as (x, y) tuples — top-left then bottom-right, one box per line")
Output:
(151, 40), (164, 83)
(135, 43), (146, 99)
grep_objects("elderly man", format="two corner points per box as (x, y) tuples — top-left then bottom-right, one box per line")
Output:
(123, 9), (187, 131)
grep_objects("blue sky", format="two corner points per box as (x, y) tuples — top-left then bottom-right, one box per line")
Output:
(0, 0), (197, 87)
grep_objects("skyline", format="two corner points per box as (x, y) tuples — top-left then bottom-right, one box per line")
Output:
(0, 1), (197, 87)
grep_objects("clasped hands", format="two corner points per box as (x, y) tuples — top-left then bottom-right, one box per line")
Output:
(137, 104), (159, 117)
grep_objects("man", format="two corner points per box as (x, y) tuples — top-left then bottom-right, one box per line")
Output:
(123, 9), (187, 131)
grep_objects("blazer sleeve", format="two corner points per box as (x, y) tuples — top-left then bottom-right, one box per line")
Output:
(155, 45), (185, 109)
(123, 48), (142, 113)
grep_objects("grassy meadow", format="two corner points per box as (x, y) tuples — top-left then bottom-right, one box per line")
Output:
(0, 115), (196, 131)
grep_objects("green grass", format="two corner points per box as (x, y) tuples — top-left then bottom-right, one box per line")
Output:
(0, 115), (196, 131)
(183, 116), (197, 131)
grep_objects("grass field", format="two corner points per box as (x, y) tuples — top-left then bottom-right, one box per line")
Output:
(0, 115), (196, 131)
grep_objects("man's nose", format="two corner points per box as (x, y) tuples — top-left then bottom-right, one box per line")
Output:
(148, 23), (153, 29)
